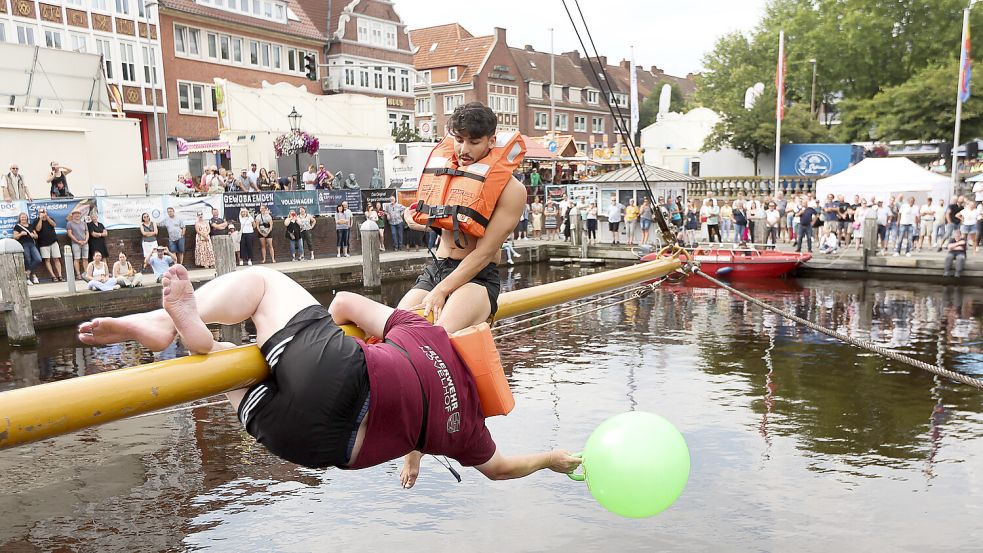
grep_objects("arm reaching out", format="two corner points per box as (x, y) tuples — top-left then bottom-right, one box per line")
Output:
(475, 448), (581, 481)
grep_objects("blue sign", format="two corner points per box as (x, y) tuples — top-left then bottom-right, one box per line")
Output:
(778, 144), (864, 177)
(547, 140), (558, 153)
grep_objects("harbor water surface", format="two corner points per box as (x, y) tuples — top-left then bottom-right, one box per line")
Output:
(1, 264), (982, 552)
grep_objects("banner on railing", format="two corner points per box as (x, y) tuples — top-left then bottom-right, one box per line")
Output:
(26, 198), (97, 234)
(273, 191), (318, 218)
(360, 187), (398, 212)
(165, 195), (224, 223)
(317, 189), (363, 215)
(223, 191), (275, 221)
(0, 200), (27, 238)
(97, 196), (167, 229)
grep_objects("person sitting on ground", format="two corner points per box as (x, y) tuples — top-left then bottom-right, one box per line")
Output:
(146, 245), (175, 282)
(502, 239), (521, 265)
(77, 265), (581, 487)
(85, 251), (118, 291)
(113, 252), (142, 288)
(944, 229), (967, 278)
(819, 229), (840, 254)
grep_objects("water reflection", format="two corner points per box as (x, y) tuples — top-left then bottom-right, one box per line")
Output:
(1, 269), (982, 551)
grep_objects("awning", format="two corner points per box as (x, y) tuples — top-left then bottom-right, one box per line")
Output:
(177, 138), (231, 155)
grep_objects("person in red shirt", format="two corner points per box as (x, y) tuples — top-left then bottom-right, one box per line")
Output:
(77, 265), (580, 484)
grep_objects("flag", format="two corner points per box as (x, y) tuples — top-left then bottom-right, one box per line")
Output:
(775, 32), (786, 120)
(959, 15), (972, 103)
(630, 47), (639, 135)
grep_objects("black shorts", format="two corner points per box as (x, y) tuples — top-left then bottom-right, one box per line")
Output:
(237, 305), (370, 469)
(412, 258), (501, 315)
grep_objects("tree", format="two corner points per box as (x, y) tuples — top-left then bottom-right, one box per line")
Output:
(392, 124), (422, 143)
(704, 92), (829, 175)
(638, 82), (689, 129)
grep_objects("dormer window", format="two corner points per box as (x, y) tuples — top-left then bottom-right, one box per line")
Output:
(448, 67), (458, 82)
(357, 17), (398, 49)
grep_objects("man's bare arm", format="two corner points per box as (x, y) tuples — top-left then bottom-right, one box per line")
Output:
(403, 204), (429, 231)
(475, 448), (581, 481)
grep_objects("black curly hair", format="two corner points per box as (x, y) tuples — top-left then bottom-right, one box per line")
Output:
(448, 102), (497, 138)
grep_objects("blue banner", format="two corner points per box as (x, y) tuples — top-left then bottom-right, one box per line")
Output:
(223, 191), (275, 221)
(779, 144), (865, 177)
(0, 200), (28, 238)
(317, 189), (363, 215)
(27, 198), (97, 234)
(272, 191), (318, 218)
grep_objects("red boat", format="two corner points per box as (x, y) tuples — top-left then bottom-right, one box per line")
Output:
(640, 246), (812, 279)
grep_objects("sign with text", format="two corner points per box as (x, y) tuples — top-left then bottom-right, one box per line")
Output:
(27, 198), (96, 234)
(0, 201), (27, 238)
(223, 191), (275, 221)
(164, 195), (223, 223)
(97, 196), (166, 229)
(360, 188), (397, 211)
(273, 190), (318, 218)
(316, 189), (362, 215)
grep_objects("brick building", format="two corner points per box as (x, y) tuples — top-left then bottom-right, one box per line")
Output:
(157, 0), (323, 148)
(0, 0), (166, 161)
(296, 0), (416, 132)
(409, 24), (521, 138)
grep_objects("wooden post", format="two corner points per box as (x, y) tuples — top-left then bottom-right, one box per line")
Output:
(751, 213), (768, 246)
(360, 221), (381, 289)
(0, 239), (37, 346)
(63, 244), (77, 293)
(212, 235), (241, 344)
(571, 207), (583, 247)
(863, 210), (879, 260)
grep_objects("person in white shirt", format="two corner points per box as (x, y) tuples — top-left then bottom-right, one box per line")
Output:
(239, 208), (256, 265)
(875, 200), (890, 251)
(301, 164), (317, 191)
(894, 196), (917, 256)
(246, 163), (260, 190)
(606, 195), (625, 245)
(819, 229), (839, 254)
(917, 198), (936, 251)
(764, 202), (781, 245)
(931, 198), (948, 248)
(956, 201), (981, 253)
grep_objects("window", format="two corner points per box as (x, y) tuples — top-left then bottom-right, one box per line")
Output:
(573, 115), (587, 132)
(206, 32), (217, 58)
(0, 23), (5, 43)
(551, 85), (563, 101)
(370, 21), (382, 45)
(528, 81), (543, 100)
(448, 67), (458, 82)
(400, 69), (410, 93)
(274, 4), (284, 20)
(359, 66), (370, 87)
(120, 42), (136, 82)
(569, 87), (582, 103)
(592, 116), (604, 133)
(228, 0), (236, 9)
(178, 80), (217, 115)
(71, 34), (90, 53)
(356, 18), (397, 48)
(575, 141), (588, 154)
(188, 29), (200, 55)
(488, 94), (517, 114)
(115, 0), (129, 14)
(608, 92), (628, 108)
(44, 29), (63, 49)
(344, 61), (355, 86)
(373, 66), (382, 89)
(142, 46), (157, 84)
(91, 0), (107, 9)
(192, 84), (204, 111)
(272, 45), (280, 69)
(16, 25), (35, 46)
(232, 38), (242, 63)
(389, 112), (398, 131)
(66, 0), (84, 6)
(178, 82), (190, 111)
(587, 89), (599, 104)
(387, 67), (396, 91)
(136, 0), (144, 16)
(554, 113), (568, 131)
(195, 0), (286, 22)
(261, 42), (270, 67)
(219, 35), (230, 61)
(416, 97), (432, 116)
(384, 26), (396, 49)
(249, 40), (258, 64)
(416, 70), (431, 84)
(443, 93), (464, 114)
(534, 112), (548, 130)
(287, 48), (296, 71)
(357, 18), (368, 43)
(263, 0), (272, 18)
(174, 25), (187, 54)
(96, 39), (113, 78)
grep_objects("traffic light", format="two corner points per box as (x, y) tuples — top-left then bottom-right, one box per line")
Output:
(303, 54), (316, 81)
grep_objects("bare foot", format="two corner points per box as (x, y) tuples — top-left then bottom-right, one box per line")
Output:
(78, 310), (176, 351)
(162, 265), (215, 355)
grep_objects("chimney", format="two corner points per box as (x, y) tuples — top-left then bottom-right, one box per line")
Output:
(524, 44), (534, 51)
(620, 59), (630, 70)
(596, 55), (607, 67)
(650, 65), (663, 75)
(494, 27), (506, 43)
(562, 50), (581, 62)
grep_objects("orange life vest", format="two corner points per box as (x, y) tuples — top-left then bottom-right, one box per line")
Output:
(449, 322), (515, 417)
(413, 131), (526, 247)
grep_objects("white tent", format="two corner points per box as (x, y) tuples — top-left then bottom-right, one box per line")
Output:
(815, 157), (952, 203)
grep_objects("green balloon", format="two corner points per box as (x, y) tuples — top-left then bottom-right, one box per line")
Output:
(571, 411), (690, 518)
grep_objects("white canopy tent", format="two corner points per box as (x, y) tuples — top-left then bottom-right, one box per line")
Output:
(815, 157), (952, 203)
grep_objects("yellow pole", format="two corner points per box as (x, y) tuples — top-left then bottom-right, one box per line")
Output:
(0, 258), (679, 450)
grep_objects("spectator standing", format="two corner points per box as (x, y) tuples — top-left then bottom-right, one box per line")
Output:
(13, 212), (41, 284)
(515, 202), (529, 240)
(302, 164), (317, 190)
(705, 198), (721, 243)
(585, 202), (598, 245)
(146, 245), (175, 282)
(894, 196), (917, 256)
(785, 197), (798, 243)
(732, 200), (748, 244)
(160, 207), (186, 264)
(365, 204), (382, 252)
(719, 200), (734, 242)
(209, 207), (228, 237)
(939, 196), (964, 250)
(258, 168), (273, 190)
(87, 211), (109, 261)
(639, 198), (654, 245)
(385, 196), (406, 251)
(774, 191), (788, 241)
(285, 210), (304, 261)
(229, 223), (241, 265)
(195, 212), (216, 268)
(256, 205), (275, 263)
(113, 252), (142, 288)
(956, 201), (980, 253)
(275, 171), (291, 190)
(335, 203), (352, 257)
(239, 208), (256, 265)
(373, 201), (387, 251)
(822, 194), (839, 236)
(315, 164), (333, 189)
(530, 196), (544, 239)
(943, 229), (967, 277)
(33, 207), (62, 281)
(624, 198), (639, 246)
(66, 210), (89, 278)
(607, 195), (625, 245)
(230, 169), (248, 192)
(917, 198), (936, 252)
(298, 206), (317, 259)
(47, 161), (74, 198)
(795, 200), (818, 253)
(684, 201), (699, 246)
(139, 212), (159, 260)
(3, 163), (32, 201)
(932, 198), (948, 247)
(851, 200), (868, 250)
(886, 196), (900, 248)
(765, 202), (781, 245)
(85, 251), (118, 291)
(544, 200), (559, 241)
(246, 163), (260, 190)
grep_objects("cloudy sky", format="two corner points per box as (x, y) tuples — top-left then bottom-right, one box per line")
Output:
(395, 0), (768, 77)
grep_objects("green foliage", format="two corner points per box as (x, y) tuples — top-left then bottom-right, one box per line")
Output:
(697, 0), (983, 142)
(639, 82), (689, 129)
(391, 124), (423, 143)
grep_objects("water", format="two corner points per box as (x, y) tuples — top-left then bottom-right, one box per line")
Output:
(2, 266), (982, 552)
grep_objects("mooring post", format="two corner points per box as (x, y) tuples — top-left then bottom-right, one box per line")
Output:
(863, 210), (879, 267)
(63, 244), (77, 293)
(0, 239), (37, 346)
(571, 207), (583, 248)
(360, 220), (381, 288)
(751, 212), (768, 246)
(212, 235), (241, 344)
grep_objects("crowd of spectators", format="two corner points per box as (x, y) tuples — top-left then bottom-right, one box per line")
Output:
(173, 162), (373, 196)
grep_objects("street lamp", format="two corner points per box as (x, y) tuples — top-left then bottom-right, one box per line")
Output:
(809, 58), (817, 117)
(288, 106), (302, 188)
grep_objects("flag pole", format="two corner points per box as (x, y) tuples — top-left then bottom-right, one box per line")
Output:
(774, 30), (785, 183)
(951, 7), (972, 194)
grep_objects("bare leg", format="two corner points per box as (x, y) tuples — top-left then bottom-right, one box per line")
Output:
(398, 288), (428, 311)
(434, 283), (491, 332)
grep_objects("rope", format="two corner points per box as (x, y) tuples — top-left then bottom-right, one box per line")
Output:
(131, 399), (228, 419)
(693, 268), (983, 390)
(491, 284), (652, 331)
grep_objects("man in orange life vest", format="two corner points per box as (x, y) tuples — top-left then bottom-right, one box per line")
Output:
(400, 102), (527, 333)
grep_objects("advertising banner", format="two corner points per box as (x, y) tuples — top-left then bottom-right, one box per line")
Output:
(0, 200), (27, 238)
(165, 195), (224, 223)
(316, 189), (362, 215)
(27, 198), (96, 234)
(360, 187), (397, 211)
(223, 191), (275, 221)
(778, 144), (865, 177)
(97, 196), (167, 229)
(272, 190), (318, 218)
(567, 184), (597, 207)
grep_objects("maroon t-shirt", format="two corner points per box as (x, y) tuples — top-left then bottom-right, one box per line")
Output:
(348, 309), (497, 469)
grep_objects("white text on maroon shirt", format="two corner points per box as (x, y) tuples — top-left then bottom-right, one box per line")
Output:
(419, 345), (460, 429)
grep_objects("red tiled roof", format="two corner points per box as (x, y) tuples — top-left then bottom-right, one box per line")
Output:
(409, 24), (493, 82)
(160, 0), (323, 42)
(509, 47), (594, 89)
